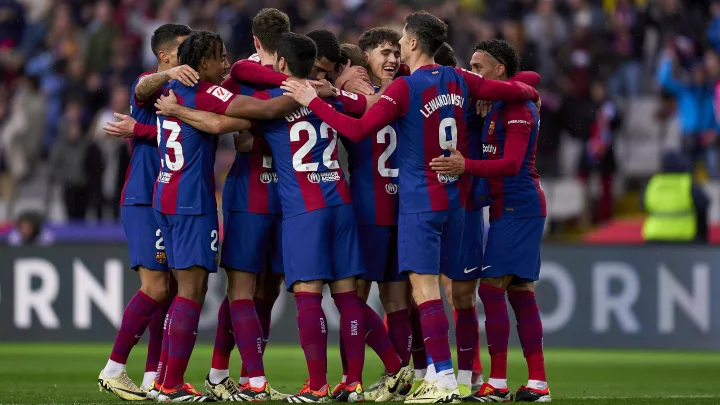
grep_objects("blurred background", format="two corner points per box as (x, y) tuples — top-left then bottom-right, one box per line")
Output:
(2, 0), (720, 245)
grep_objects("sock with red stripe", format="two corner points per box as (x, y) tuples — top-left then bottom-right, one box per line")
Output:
(143, 301), (170, 386)
(409, 304), (427, 375)
(105, 290), (159, 377)
(333, 291), (366, 384)
(295, 292), (328, 391)
(418, 300), (456, 389)
(455, 307), (480, 387)
(386, 309), (412, 366)
(163, 297), (202, 390)
(155, 300), (175, 387)
(231, 299), (266, 387)
(210, 297), (234, 384)
(361, 301), (401, 374)
(478, 283), (509, 389)
(508, 290), (547, 390)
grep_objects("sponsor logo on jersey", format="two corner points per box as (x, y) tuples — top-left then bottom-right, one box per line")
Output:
(488, 121), (495, 135)
(483, 144), (497, 154)
(259, 172), (279, 184)
(340, 90), (358, 100)
(385, 183), (399, 195)
(307, 171), (341, 184)
(158, 172), (172, 184)
(507, 119), (530, 125)
(437, 173), (460, 184)
(381, 95), (396, 105)
(155, 251), (167, 264)
(207, 85), (233, 102)
(420, 93), (465, 118)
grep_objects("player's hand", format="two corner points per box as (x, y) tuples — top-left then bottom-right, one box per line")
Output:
(429, 146), (465, 175)
(335, 61), (374, 96)
(103, 112), (137, 138)
(233, 131), (254, 153)
(167, 65), (200, 86)
(476, 100), (492, 117)
(281, 80), (318, 107)
(155, 90), (179, 116)
(311, 79), (339, 98)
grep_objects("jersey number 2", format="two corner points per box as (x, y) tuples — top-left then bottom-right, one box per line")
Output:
(377, 126), (398, 178)
(290, 121), (339, 172)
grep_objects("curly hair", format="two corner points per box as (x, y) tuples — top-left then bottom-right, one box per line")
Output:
(358, 27), (401, 53)
(434, 42), (456, 67)
(405, 11), (447, 56)
(178, 30), (224, 71)
(252, 8), (291, 53)
(339, 43), (367, 69)
(306, 29), (341, 63)
(474, 39), (521, 78)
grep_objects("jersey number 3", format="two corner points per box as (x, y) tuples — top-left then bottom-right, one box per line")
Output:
(290, 121), (339, 172)
(157, 118), (184, 171)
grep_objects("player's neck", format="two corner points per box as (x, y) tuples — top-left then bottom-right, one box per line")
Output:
(257, 49), (276, 66)
(369, 72), (381, 86)
(406, 54), (436, 73)
(156, 62), (172, 73)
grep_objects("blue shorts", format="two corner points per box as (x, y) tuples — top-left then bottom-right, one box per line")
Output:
(482, 217), (545, 282)
(282, 205), (365, 290)
(358, 225), (406, 283)
(121, 205), (169, 271)
(153, 211), (219, 272)
(398, 207), (465, 276)
(447, 209), (485, 281)
(221, 211), (283, 274)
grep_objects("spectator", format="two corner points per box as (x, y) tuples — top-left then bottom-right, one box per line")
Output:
(607, 0), (645, 98)
(641, 151), (709, 244)
(7, 210), (53, 246)
(0, 75), (45, 215)
(523, 0), (568, 82)
(84, 0), (119, 74)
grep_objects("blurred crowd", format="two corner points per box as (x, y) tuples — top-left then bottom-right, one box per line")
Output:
(0, 0), (717, 227)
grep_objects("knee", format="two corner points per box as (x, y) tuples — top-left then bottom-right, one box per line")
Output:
(140, 274), (170, 303)
(178, 281), (207, 303)
(451, 291), (476, 309)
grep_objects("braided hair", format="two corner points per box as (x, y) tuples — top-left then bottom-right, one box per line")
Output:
(178, 30), (224, 71)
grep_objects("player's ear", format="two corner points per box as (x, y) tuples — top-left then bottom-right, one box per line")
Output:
(278, 57), (286, 73)
(253, 36), (262, 53)
(497, 64), (506, 79)
(157, 49), (168, 65)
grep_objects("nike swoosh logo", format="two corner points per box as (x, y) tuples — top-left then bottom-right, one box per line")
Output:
(193, 331), (198, 336)
(458, 347), (473, 352)
(423, 337), (430, 342)
(464, 267), (478, 274)
(482, 266), (492, 271)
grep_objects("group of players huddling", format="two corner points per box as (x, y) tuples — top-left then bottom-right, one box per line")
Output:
(98, 7), (549, 404)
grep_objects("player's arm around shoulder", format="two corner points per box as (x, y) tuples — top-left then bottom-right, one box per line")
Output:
(224, 89), (298, 121)
(135, 66), (199, 101)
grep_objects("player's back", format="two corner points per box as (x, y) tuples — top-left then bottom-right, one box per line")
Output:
(220, 76), (281, 215)
(483, 99), (545, 219)
(342, 87), (399, 226)
(154, 80), (226, 215)
(258, 87), (352, 218)
(122, 72), (163, 206)
(395, 65), (470, 213)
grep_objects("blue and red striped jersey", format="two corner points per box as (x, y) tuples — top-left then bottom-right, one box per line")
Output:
(121, 72), (163, 206)
(481, 100), (546, 220)
(306, 65), (540, 215)
(256, 88), (366, 218)
(465, 102), (489, 211)
(153, 80), (235, 215)
(220, 70), (281, 215)
(342, 87), (399, 226)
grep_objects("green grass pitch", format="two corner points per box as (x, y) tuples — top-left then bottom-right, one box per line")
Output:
(1, 344), (719, 404)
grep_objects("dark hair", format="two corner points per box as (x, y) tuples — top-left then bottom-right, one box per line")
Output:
(405, 11), (447, 56)
(151, 23), (193, 58)
(434, 42), (456, 67)
(306, 29), (341, 63)
(339, 43), (367, 70)
(277, 33), (317, 78)
(178, 30), (224, 71)
(474, 39), (520, 77)
(358, 27), (401, 52)
(252, 8), (291, 53)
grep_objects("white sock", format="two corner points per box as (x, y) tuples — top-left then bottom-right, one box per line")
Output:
(527, 380), (547, 391)
(424, 364), (437, 383)
(488, 378), (507, 389)
(341, 375), (347, 383)
(142, 371), (157, 388)
(239, 376), (249, 385)
(414, 368), (427, 380)
(249, 376), (267, 389)
(102, 360), (126, 377)
(457, 370), (472, 387)
(208, 368), (229, 384)
(436, 369), (458, 390)
(472, 373), (484, 386)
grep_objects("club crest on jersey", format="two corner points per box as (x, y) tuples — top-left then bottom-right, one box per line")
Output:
(437, 173), (460, 184)
(307, 171), (341, 183)
(156, 251), (167, 264)
(158, 172), (172, 184)
(385, 183), (398, 195)
(488, 121), (496, 135)
(259, 172), (279, 184)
